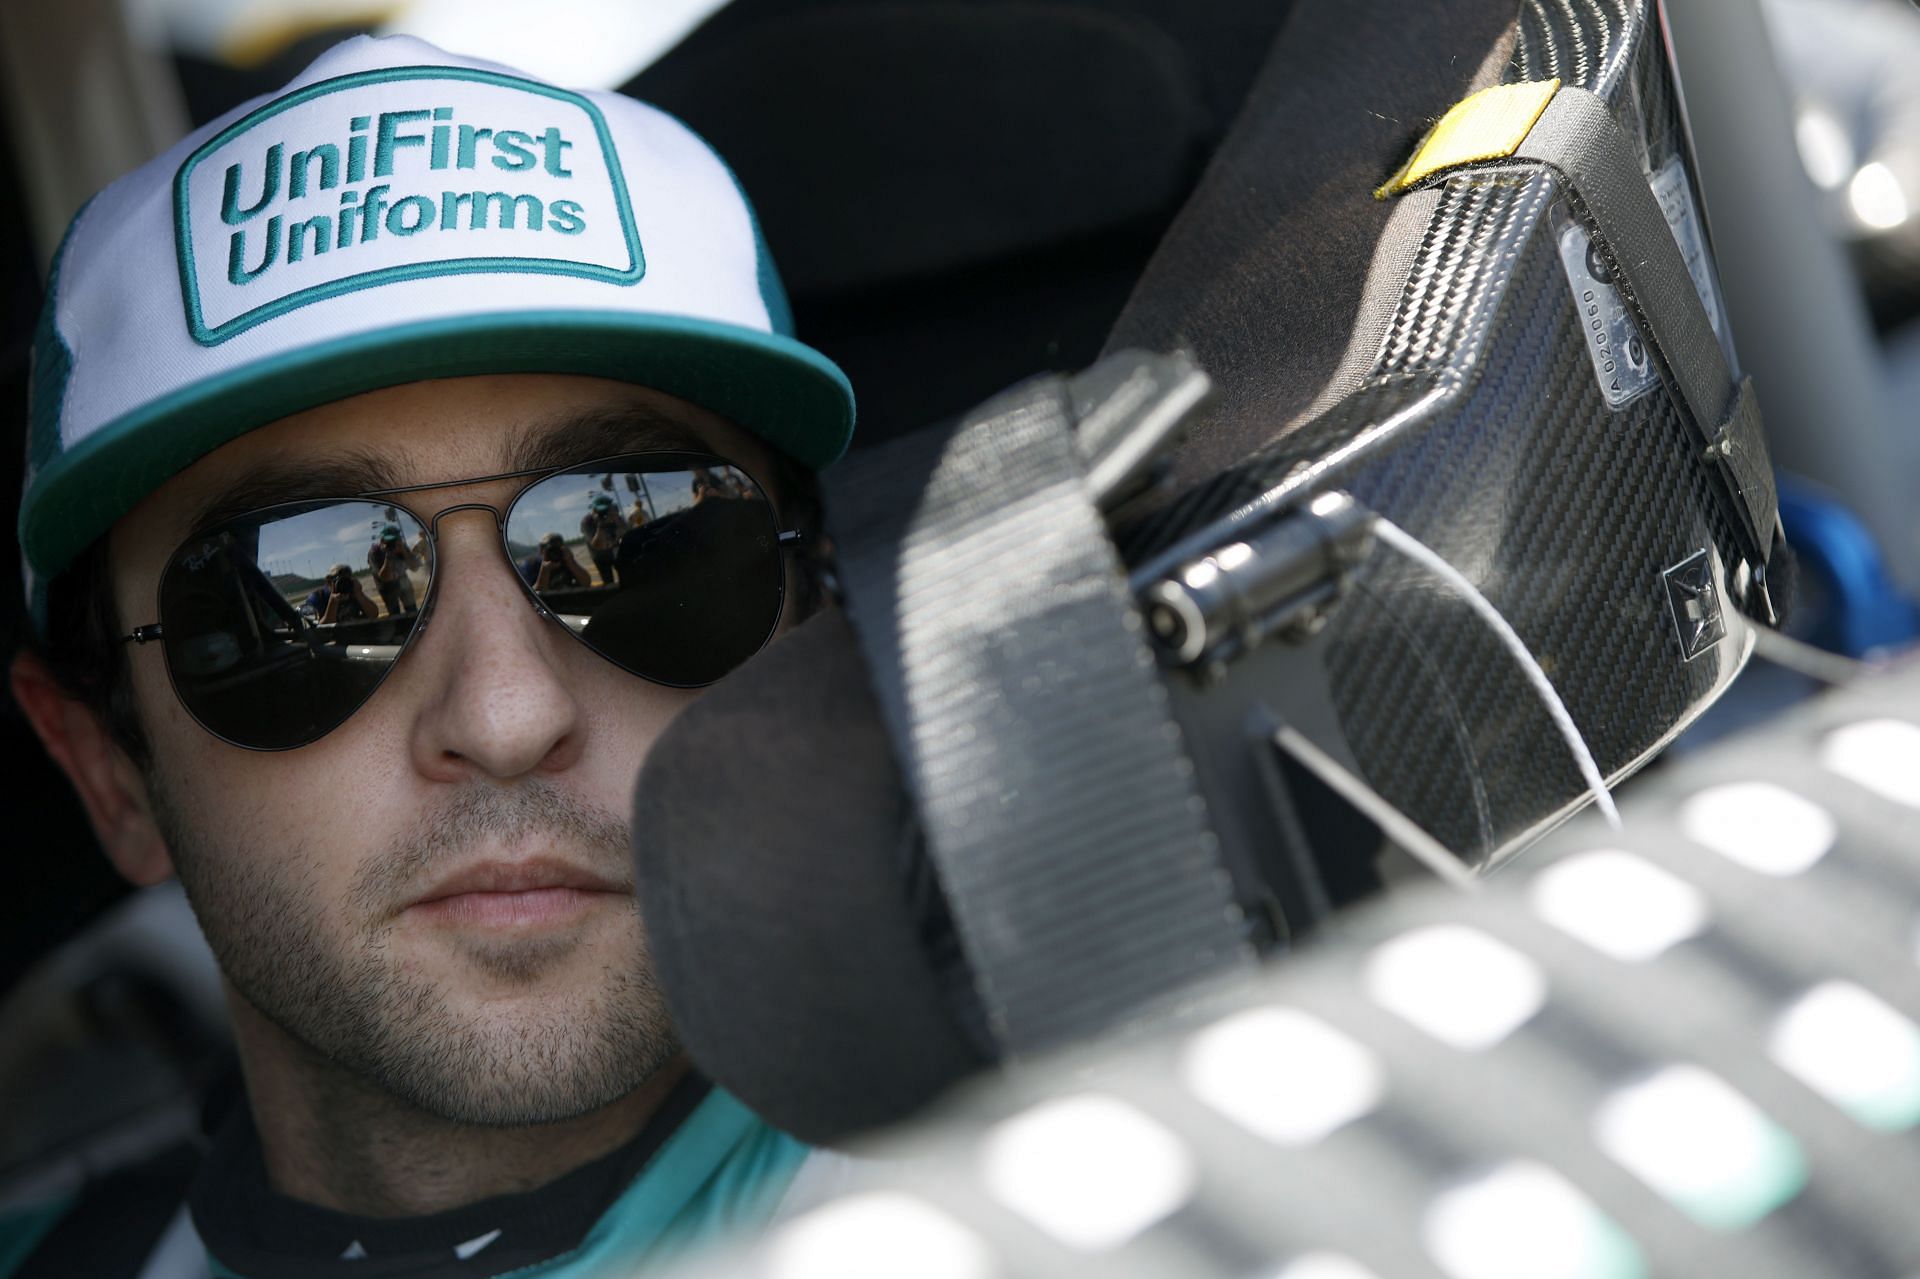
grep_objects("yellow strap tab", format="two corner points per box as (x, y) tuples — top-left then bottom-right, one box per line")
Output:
(1374, 79), (1561, 199)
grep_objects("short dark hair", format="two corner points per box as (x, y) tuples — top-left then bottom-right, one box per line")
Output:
(25, 454), (828, 766)
(32, 533), (150, 769)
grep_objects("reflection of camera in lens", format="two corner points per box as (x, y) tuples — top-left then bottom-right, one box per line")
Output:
(543, 543), (563, 563)
(585, 498), (778, 683)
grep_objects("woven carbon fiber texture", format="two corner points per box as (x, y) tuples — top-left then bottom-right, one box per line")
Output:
(1324, 196), (1744, 862)
(1514, 0), (1635, 92)
(1121, 0), (1755, 864)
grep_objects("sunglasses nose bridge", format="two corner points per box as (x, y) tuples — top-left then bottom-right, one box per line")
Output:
(425, 500), (508, 536)
(422, 501), (553, 622)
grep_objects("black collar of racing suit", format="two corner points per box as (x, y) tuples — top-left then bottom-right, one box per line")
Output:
(188, 1073), (710, 1279)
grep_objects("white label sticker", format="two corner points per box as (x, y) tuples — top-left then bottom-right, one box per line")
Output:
(1648, 154), (1729, 347)
(1555, 155), (1736, 409)
(1556, 209), (1656, 408)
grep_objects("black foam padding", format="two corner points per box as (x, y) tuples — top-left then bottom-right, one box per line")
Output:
(633, 3), (1209, 295)
(629, 1), (1298, 444)
(1104, 0), (1520, 502)
(631, 610), (990, 1145)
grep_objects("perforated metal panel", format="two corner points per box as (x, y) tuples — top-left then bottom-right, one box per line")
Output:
(672, 661), (1920, 1279)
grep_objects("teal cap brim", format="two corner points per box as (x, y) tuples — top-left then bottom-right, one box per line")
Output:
(20, 308), (855, 587)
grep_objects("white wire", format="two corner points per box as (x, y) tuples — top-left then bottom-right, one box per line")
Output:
(1746, 624), (1865, 686)
(1371, 518), (1623, 831)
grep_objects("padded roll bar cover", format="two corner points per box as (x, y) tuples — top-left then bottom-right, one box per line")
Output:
(631, 610), (990, 1145)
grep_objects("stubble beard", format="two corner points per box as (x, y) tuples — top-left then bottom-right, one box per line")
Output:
(153, 775), (681, 1126)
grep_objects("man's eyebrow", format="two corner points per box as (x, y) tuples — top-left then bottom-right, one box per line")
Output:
(186, 450), (411, 534)
(503, 406), (710, 472)
(182, 407), (709, 533)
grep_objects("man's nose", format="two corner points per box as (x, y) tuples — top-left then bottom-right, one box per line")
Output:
(401, 516), (586, 783)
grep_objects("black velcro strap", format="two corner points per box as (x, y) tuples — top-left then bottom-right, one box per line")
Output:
(1711, 376), (1779, 560)
(1514, 87), (1778, 560)
(824, 372), (1253, 1055)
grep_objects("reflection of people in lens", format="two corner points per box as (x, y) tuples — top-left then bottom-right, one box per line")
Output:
(689, 466), (723, 505)
(302, 565), (376, 625)
(366, 523), (422, 614)
(580, 493), (627, 585)
(585, 500), (778, 679)
(518, 532), (589, 592)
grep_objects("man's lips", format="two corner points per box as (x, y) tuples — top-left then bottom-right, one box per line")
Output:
(406, 858), (629, 927)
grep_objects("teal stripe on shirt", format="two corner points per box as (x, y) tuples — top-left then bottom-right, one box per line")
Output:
(0, 1197), (75, 1279)
(510, 1088), (811, 1277)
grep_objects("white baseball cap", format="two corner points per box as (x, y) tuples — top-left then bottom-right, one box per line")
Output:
(21, 34), (854, 617)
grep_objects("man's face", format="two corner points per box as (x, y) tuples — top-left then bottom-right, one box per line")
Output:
(108, 373), (784, 1124)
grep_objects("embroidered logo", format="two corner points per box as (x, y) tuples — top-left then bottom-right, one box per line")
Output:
(174, 67), (644, 344)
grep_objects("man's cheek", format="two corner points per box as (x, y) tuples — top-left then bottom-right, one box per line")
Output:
(129, 657), (190, 743)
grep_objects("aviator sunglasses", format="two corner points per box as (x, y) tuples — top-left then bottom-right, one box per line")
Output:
(125, 451), (798, 751)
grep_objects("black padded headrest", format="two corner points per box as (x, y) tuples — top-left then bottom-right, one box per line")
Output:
(628, 0), (1275, 441)
(631, 611), (989, 1145)
(633, 1), (1213, 295)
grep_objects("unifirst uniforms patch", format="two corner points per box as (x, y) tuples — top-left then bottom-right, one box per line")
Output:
(175, 66), (645, 344)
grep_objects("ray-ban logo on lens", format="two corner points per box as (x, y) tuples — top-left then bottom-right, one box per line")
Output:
(175, 67), (644, 344)
(1663, 549), (1724, 662)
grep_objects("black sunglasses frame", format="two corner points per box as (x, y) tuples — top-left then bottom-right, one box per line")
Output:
(124, 450), (803, 751)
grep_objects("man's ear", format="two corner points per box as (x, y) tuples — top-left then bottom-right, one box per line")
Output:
(10, 653), (174, 886)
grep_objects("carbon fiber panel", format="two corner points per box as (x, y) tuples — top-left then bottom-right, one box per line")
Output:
(1513, 0), (1636, 93)
(1323, 200), (1744, 862)
(1124, 0), (1759, 866)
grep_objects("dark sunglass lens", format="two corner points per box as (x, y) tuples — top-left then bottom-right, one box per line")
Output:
(505, 461), (782, 685)
(158, 502), (432, 749)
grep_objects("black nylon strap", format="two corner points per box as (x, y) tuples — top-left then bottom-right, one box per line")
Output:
(1513, 87), (1778, 559)
(13, 1144), (199, 1279)
(824, 371), (1253, 1055)
(1713, 376), (1779, 562)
